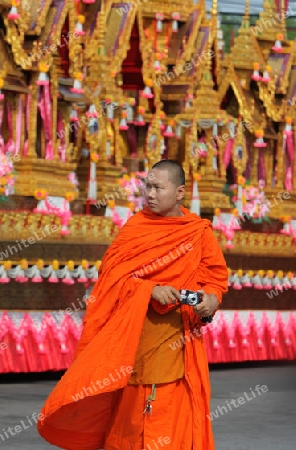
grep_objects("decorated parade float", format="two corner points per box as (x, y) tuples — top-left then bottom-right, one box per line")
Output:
(0, 0), (295, 373)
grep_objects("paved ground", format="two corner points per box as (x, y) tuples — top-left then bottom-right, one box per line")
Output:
(0, 362), (295, 449)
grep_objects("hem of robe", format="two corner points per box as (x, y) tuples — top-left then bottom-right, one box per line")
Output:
(104, 379), (197, 450)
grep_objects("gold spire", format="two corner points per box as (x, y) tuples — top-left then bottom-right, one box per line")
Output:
(97, 0), (106, 55)
(254, 0), (282, 41)
(280, 0), (287, 38)
(243, 0), (250, 27)
(231, 0), (263, 69)
(193, 33), (221, 119)
(210, 0), (218, 16)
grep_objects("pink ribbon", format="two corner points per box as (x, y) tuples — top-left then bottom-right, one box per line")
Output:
(285, 167), (293, 191)
(258, 148), (266, 183)
(223, 138), (234, 168)
(4, 102), (16, 155)
(57, 111), (66, 162)
(284, 133), (294, 190)
(287, 134), (294, 161)
(0, 102), (4, 153)
(23, 94), (31, 156)
(44, 84), (53, 159)
(15, 96), (22, 155)
(37, 85), (54, 160)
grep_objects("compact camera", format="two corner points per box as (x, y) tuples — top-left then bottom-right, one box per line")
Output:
(179, 289), (213, 323)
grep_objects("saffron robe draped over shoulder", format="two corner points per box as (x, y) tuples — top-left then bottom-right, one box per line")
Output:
(37, 206), (228, 450)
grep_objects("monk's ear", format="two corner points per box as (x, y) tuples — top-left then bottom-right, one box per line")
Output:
(176, 185), (186, 201)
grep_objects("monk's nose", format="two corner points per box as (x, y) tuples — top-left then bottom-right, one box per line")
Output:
(148, 189), (156, 199)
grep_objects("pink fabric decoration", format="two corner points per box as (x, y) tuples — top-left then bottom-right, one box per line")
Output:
(23, 94), (31, 156)
(223, 138), (234, 168)
(284, 134), (294, 190)
(15, 96), (22, 155)
(37, 85), (54, 159)
(4, 102), (16, 155)
(57, 111), (67, 162)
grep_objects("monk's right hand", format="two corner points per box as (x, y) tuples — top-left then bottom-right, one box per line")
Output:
(151, 285), (181, 305)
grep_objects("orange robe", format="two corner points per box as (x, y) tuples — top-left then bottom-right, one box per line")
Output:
(37, 206), (228, 450)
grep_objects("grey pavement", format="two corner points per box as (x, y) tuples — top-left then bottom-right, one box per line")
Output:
(0, 363), (295, 449)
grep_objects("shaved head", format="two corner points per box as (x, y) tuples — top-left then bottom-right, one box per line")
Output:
(151, 160), (185, 187)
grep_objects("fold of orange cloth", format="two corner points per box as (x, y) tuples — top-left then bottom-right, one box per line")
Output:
(128, 304), (185, 385)
(37, 206), (228, 450)
(104, 379), (194, 450)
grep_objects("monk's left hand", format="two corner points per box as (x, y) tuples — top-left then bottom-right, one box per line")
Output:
(193, 290), (219, 317)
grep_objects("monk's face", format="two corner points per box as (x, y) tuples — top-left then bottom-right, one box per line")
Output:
(145, 169), (185, 217)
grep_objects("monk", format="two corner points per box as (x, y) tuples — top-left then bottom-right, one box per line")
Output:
(37, 159), (228, 450)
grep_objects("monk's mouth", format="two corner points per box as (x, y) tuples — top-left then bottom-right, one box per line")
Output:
(148, 202), (157, 207)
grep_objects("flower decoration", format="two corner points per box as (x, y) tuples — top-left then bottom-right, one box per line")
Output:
(34, 188), (48, 201)
(0, 152), (16, 197)
(156, 12), (164, 32)
(261, 65), (272, 83)
(185, 93), (194, 108)
(70, 72), (84, 94)
(272, 33), (284, 52)
(119, 110), (129, 130)
(81, 259), (89, 270)
(134, 106), (146, 126)
(119, 171), (148, 213)
(75, 14), (86, 36)
(68, 172), (79, 190)
(142, 79), (154, 99)
(20, 259), (28, 270)
(65, 192), (75, 202)
(172, 12), (180, 20)
(280, 215), (292, 224)
(52, 260), (59, 271)
(237, 176), (246, 186)
(90, 153), (99, 163)
(37, 259), (44, 270)
(172, 12), (180, 32)
(7, 0), (20, 20)
(193, 173), (201, 181)
(225, 178), (270, 224)
(284, 117), (293, 137)
(37, 62), (50, 86)
(154, 53), (163, 71)
(68, 260), (75, 271)
(252, 62), (261, 81)
(163, 119), (175, 137)
(254, 130), (266, 148)
(4, 261), (12, 271)
(108, 199), (116, 209)
(156, 12), (164, 20)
